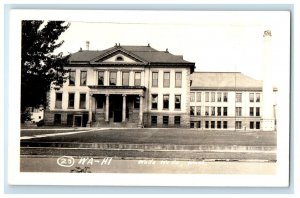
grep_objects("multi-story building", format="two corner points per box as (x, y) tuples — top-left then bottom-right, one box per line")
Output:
(44, 42), (277, 130)
(190, 72), (277, 131)
(44, 44), (195, 128)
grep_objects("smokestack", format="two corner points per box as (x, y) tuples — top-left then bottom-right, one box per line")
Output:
(262, 30), (275, 131)
(86, 41), (90, 51)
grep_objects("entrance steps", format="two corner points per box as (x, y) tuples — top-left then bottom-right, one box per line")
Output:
(92, 122), (138, 128)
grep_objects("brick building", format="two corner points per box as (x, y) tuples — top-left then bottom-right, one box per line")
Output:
(44, 44), (195, 128)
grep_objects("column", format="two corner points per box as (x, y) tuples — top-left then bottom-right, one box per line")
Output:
(122, 94), (127, 123)
(105, 94), (109, 122)
(87, 93), (93, 127)
(138, 94), (144, 127)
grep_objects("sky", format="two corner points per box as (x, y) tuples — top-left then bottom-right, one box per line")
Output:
(53, 11), (290, 84)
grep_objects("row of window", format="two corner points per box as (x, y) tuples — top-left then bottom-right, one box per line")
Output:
(151, 116), (181, 126)
(68, 70), (182, 88)
(151, 94), (181, 110)
(190, 92), (261, 103)
(55, 92), (87, 109)
(190, 106), (260, 117)
(190, 121), (261, 129)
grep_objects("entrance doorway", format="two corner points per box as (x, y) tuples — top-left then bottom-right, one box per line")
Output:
(109, 95), (123, 122)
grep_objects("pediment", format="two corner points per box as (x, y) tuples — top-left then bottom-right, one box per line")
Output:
(92, 49), (146, 64)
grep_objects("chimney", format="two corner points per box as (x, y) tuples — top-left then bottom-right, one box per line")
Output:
(165, 48), (169, 53)
(86, 41), (90, 51)
(262, 30), (275, 131)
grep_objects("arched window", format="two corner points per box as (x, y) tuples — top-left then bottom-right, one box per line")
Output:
(115, 56), (124, 61)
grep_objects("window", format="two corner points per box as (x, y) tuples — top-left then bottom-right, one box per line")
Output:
(69, 71), (76, 86)
(223, 92), (228, 102)
(134, 96), (140, 109)
(223, 121), (228, 129)
(96, 95), (104, 109)
(163, 116), (169, 126)
(236, 107), (242, 116)
(217, 121), (222, 129)
(256, 93), (261, 102)
(175, 72), (182, 88)
(79, 93), (86, 109)
(250, 93), (254, 102)
(256, 107), (260, 116)
(175, 95), (181, 109)
(190, 92), (195, 102)
(116, 56), (124, 61)
(110, 71), (117, 85)
(54, 114), (61, 125)
(223, 107), (228, 116)
(217, 92), (222, 102)
(55, 93), (62, 109)
(217, 107), (222, 116)
(250, 107), (254, 116)
(174, 116), (181, 126)
(152, 72), (158, 87)
(250, 121), (254, 129)
(205, 106), (209, 116)
(163, 95), (169, 109)
(196, 92), (201, 102)
(151, 94), (158, 109)
(235, 121), (242, 129)
(134, 72), (141, 86)
(205, 92), (209, 102)
(190, 106), (195, 116)
(211, 107), (215, 116)
(196, 106), (201, 115)
(80, 71), (87, 86)
(98, 71), (104, 85)
(190, 122), (195, 128)
(236, 93), (242, 102)
(205, 121), (209, 128)
(211, 92), (215, 102)
(122, 72), (129, 86)
(256, 122), (260, 129)
(163, 72), (170, 87)
(211, 121), (215, 129)
(151, 116), (157, 126)
(68, 93), (75, 109)
(197, 121), (201, 128)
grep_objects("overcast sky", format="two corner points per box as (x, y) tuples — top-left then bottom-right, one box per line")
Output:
(54, 11), (290, 84)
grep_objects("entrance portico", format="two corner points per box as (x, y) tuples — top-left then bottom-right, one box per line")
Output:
(87, 86), (145, 127)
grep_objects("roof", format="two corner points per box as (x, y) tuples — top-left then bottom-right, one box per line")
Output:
(190, 72), (263, 90)
(68, 45), (194, 65)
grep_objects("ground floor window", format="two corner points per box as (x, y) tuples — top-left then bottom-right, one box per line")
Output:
(163, 116), (169, 127)
(151, 116), (157, 126)
(211, 121), (215, 129)
(235, 121), (242, 129)
(190, 122), (194, 128)
(205, 121), (209, 128)
(217, 121), (221, 129)
(250, 121), (254, 129)
(174, 116), (181, 126)
(223, 121), (228, 129)
(256, 121), (260, 129)
(198, 121), (201, 128)
(54, 114), (61, 125)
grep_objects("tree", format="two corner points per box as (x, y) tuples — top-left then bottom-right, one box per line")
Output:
(21, 20), (70, 117)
